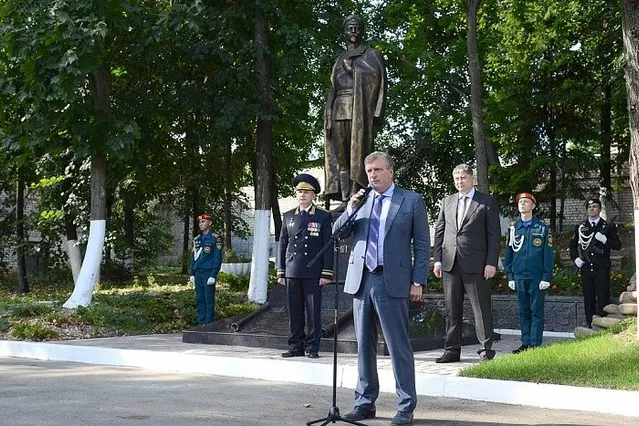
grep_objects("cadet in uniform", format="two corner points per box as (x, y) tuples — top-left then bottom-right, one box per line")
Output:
(189, 214), (223, 326)
(569, 198), (622, 327)
(504, 193), (554, 354)
(277, 174), (334, 358)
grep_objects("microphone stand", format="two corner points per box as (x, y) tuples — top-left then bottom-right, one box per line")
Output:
(306, 193), (371, 426)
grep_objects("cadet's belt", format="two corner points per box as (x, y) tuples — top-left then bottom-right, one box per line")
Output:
(368, 266), (384, 274)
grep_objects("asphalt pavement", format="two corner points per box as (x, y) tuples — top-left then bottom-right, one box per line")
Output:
(0, 357), (633, 426)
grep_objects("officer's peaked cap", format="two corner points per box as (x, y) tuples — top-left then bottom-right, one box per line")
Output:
(293, 173), (321, 193)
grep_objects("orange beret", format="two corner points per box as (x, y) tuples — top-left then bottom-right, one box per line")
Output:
(516, 192), (536, 204)
(197, 214), (212, 221)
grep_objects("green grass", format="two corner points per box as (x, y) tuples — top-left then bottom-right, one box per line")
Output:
(0, 271), (259, 341)
(460, 318), (639, 390)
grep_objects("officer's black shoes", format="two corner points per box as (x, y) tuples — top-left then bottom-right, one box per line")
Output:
(435, 350), (461, 363)
(281, 349), (305, 358)
(342, 406), (376, 421)
(306, 351), (319, 358)
(512, 345), (529, 354)
(391, 410), (414, 425)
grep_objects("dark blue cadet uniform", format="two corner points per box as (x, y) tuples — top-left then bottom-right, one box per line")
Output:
(504, 216), (554, 347)
(277, 204), (334, 354)
(569, 218), (622, 326)
(190, 231), (223, 325)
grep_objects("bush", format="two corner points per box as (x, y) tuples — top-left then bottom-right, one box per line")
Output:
(218, 272), (250, 292)
(10, 321), (60, 341)
(8, 303), (54, 318)
(223, 249), (251, 263)
(220, 302), (259, 318)
(425, 264), (632, 297)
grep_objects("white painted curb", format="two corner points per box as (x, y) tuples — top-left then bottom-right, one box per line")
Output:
(1, 339), (637, 418)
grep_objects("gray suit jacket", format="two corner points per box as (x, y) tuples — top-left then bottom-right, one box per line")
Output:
(433, 190), (501, 274)
(333, 186), (430, 298)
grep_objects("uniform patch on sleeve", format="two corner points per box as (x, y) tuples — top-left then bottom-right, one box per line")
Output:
(533, 238), (542, 247)
(216, 242), (223, 250)
(547, 235), (553, 247)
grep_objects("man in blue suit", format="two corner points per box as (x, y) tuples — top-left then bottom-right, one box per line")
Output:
(189, 214), (223, 326)
(333, 151), (429, 426)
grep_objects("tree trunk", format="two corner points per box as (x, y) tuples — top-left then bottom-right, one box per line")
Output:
(64, 62), (109, 308)
(181, 204), (190, 275)
(64, 213), (81, 284)
(600, 81), (612, 220)
(248, 8), (274, 304)
(16, 175), (29, 294)
(549, 128), (557, 232)
(223, 138), (233, 250)
(123, 203), (134, 272)
(191, 186), (199, 237)
(466, 0), (491, 192)
(271, 173), (282, 242)
(621, 0), (639, 339)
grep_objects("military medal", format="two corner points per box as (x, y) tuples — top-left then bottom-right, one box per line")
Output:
(307, 222), (320, 237)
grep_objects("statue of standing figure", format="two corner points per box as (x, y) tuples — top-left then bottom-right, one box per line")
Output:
(324, 15), (387, 211)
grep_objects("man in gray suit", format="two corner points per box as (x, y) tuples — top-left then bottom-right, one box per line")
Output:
(333, 151), (429, 426)
(433, 164), (500, 363)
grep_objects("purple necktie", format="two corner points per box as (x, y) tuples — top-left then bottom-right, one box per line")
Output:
(365, 195), (384, 271)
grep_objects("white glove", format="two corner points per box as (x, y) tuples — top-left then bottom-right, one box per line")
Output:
(189, 276), (195, 284)
(574, 258), (584, 268)
(207, 277), (216, 285)
(594, 232), (607, 244)
(508, 281), (515, 291)
(539, 281), (550, 290)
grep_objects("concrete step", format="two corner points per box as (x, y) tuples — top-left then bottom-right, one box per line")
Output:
(574, 326), (598, 339)
(619, 291), (637, 304)
(618, 303), (637, 315)
(603, 304), (620, 315)
(591, 315), (622, 329)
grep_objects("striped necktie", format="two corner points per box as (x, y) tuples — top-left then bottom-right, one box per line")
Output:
(365, 194), (384, 271)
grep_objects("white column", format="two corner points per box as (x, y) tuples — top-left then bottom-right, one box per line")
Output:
(247, 209), (271, 304)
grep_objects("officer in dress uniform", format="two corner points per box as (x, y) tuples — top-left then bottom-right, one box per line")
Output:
(504, 193), (554, 354)
(189, 214), (223, 326)
(569, 198), (622, 327)
(277, 174), (334, 358)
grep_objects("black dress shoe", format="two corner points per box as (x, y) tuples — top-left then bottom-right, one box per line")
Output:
(342, 406), (376, 421)
(391, 411), (414, 425)
(479, 353), (494, 362)
(512, 345), (529, 354)
(281, 349), (305, 358)
(435, 350), (460, 363)
(306, 351), (319, 358)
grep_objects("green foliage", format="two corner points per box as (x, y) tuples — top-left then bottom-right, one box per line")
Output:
(218, 272), (250, 293)
(222, 250), (251, 263)
(219, 302), (259, 319)
(10, 321), (60, 341)
(8, 303), (53, 318)
(425, 264), (632, 297)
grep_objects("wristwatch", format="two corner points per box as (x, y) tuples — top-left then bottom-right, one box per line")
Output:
(412, 282), (422, 287)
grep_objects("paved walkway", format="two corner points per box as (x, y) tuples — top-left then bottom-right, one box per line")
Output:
(1, 331), (638, 418)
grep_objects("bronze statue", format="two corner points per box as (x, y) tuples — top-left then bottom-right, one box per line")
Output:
(324, 15), (387, 210)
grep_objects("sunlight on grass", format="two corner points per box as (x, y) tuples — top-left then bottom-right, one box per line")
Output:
(460, 319), (639, 390)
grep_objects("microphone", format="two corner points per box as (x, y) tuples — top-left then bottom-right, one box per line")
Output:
(362, 184), (374, 199)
